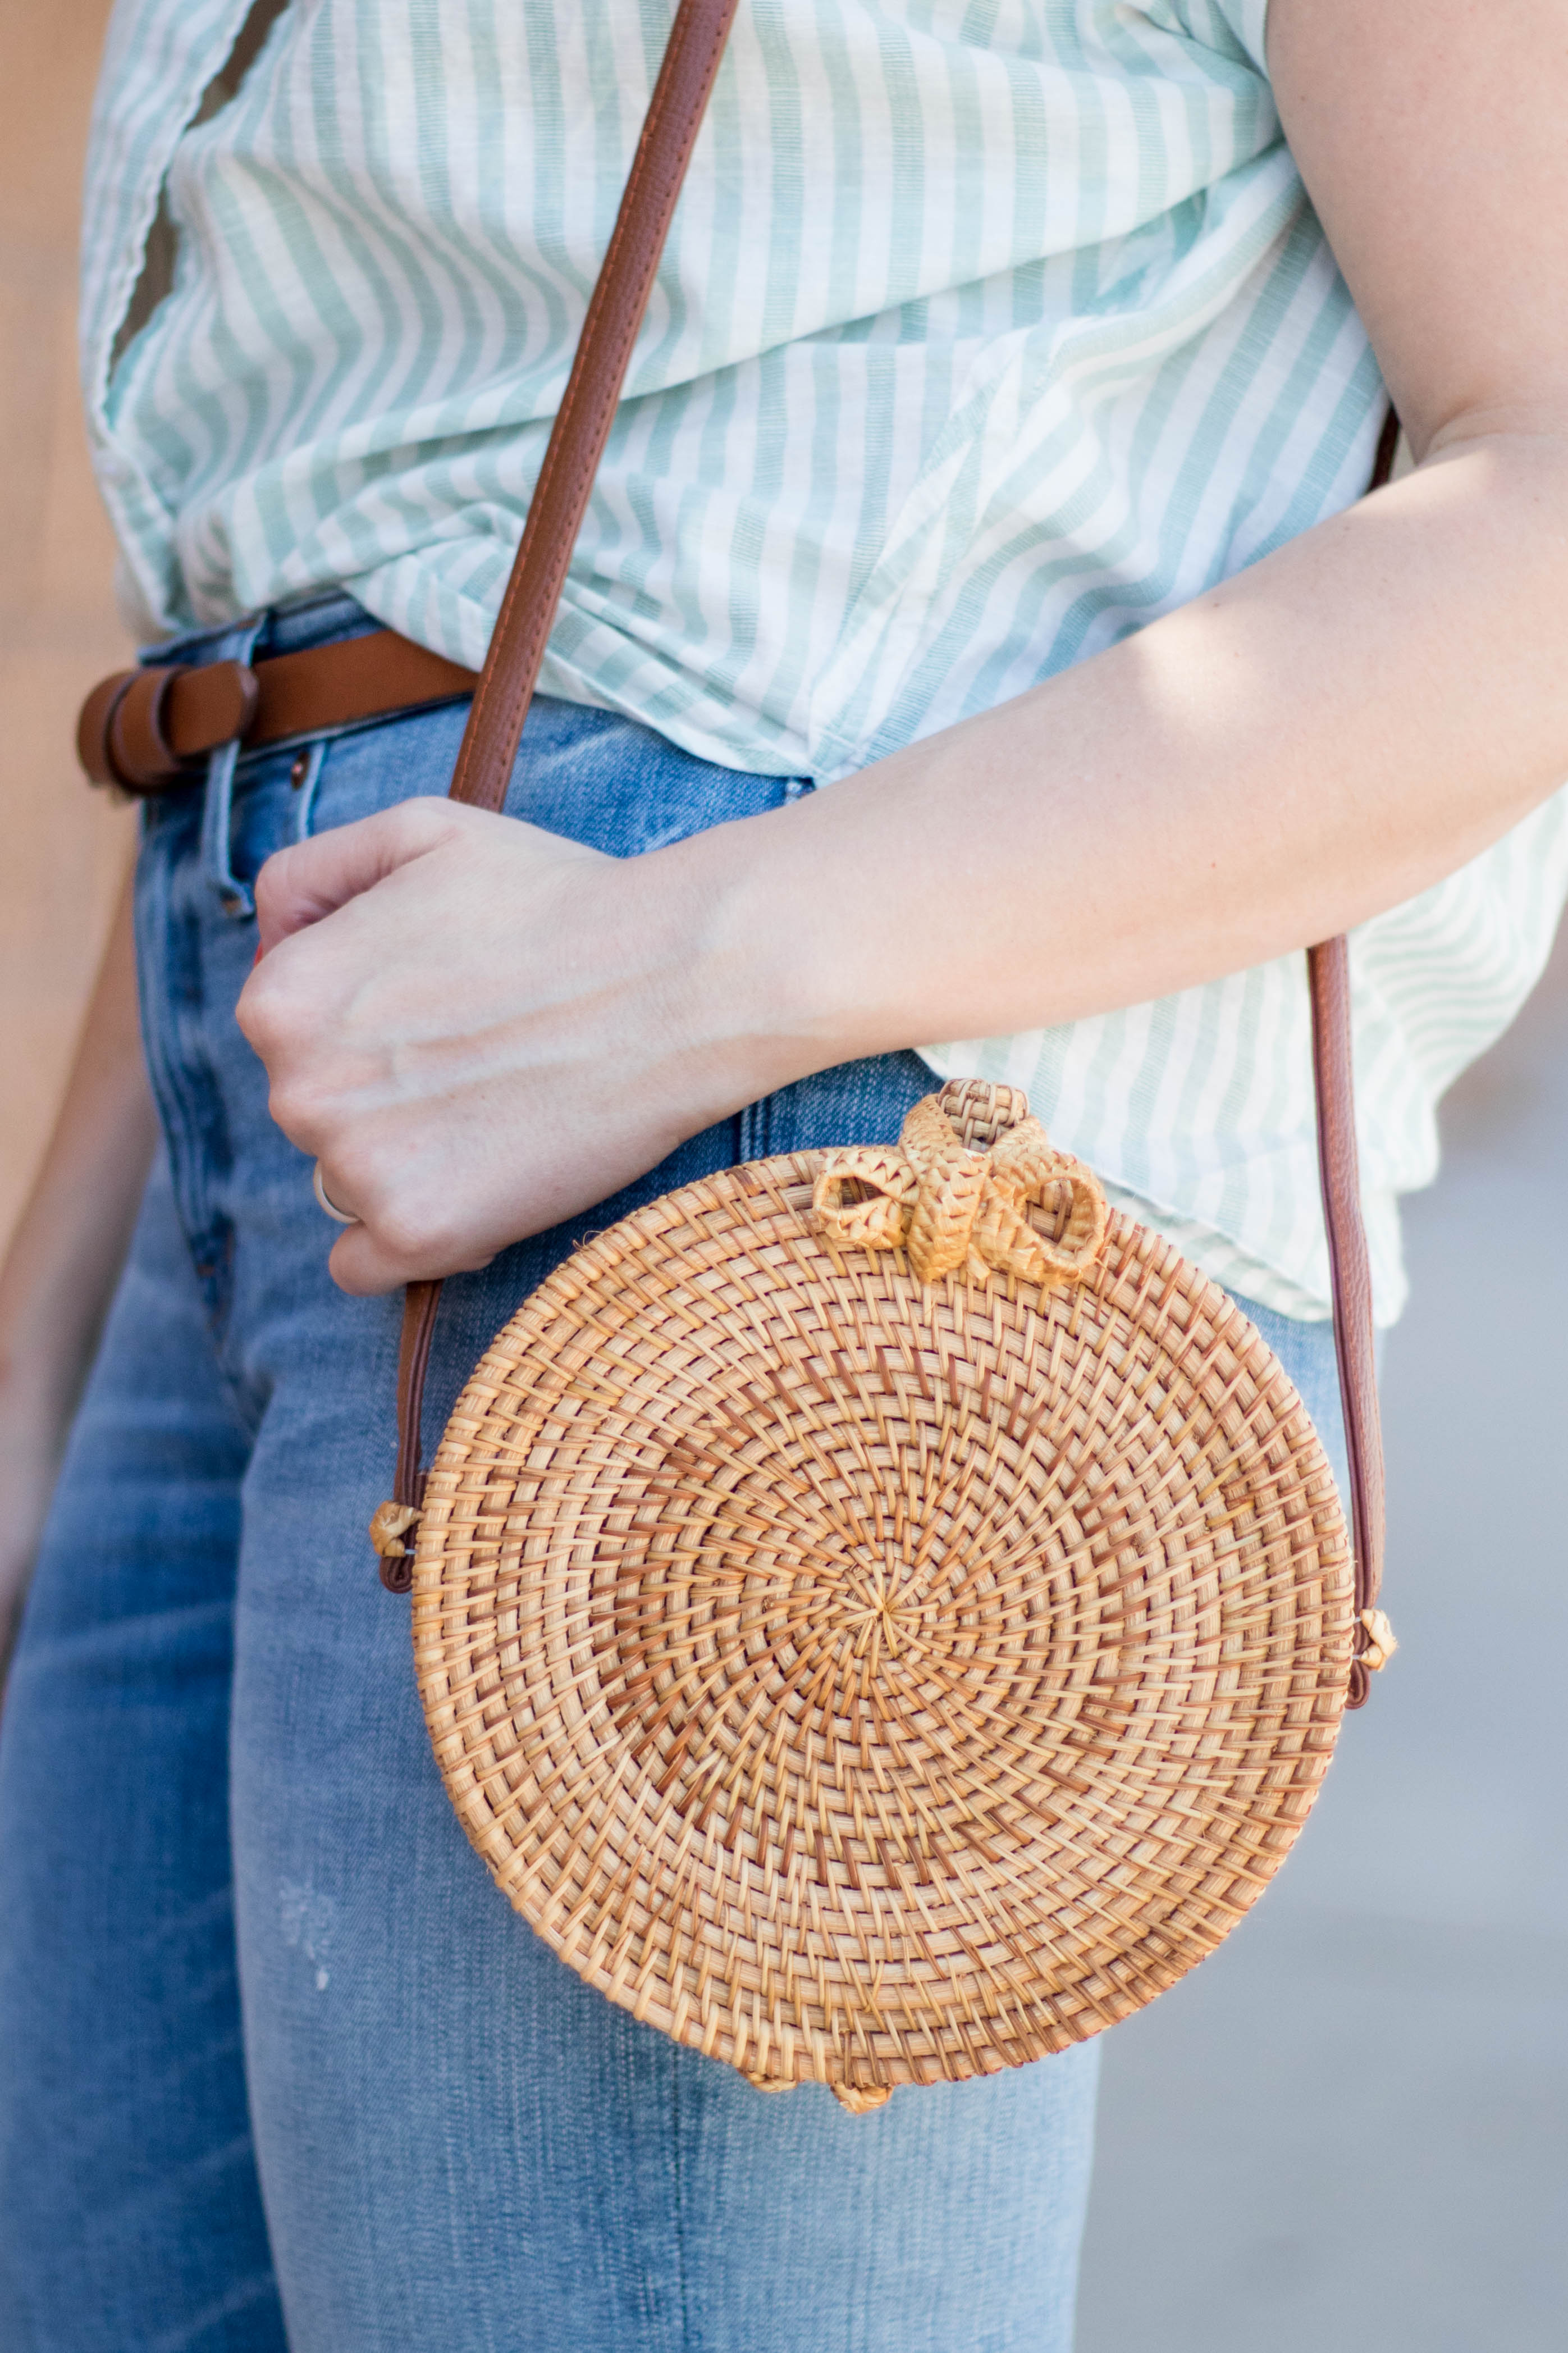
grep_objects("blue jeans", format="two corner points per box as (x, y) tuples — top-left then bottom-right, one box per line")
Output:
(0, 593), (1346, 2352)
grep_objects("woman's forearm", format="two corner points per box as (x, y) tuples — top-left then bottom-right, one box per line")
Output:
(693, 422), (1568, 1068)
(0, 868), (156, 1420)
(241, 422), (1568, 1297)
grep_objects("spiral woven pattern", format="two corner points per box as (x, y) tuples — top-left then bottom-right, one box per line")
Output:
(413, 1088), (1353, 2108)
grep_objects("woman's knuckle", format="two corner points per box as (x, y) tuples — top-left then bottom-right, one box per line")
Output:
(239, 967), (295, 1048)
(389, 797), (444, 854)
(371, 1198), (432, 1265)
(253, 845), (291, 908)
(267, 1064), (333, 1140)
(266, 1086), (310, 1141)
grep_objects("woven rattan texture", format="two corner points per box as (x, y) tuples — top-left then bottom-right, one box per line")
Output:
(413, 1107), (1354, 2109)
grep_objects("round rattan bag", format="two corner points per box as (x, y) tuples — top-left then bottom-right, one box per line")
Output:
(410, 1079), (1354, 2111)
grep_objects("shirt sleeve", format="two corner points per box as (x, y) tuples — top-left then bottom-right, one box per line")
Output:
(1135, 1), (1273, 80)
(1204, 0), (1270, 74)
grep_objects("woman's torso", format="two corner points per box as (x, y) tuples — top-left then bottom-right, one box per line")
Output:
(81, 0), (1568, 1322)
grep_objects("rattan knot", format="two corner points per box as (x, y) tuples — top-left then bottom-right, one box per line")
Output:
(812, 1079), (1108, 1287)
(1360, 1607), (1398, 1671)
(369, 1499), (422, 1559)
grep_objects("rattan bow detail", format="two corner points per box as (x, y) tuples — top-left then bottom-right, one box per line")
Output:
(812, 1078), (1109, 1288)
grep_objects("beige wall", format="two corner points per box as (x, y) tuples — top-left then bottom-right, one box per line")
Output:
(1, 0), (135, 1250)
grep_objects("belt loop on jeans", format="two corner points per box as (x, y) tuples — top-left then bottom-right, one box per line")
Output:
(289, 739), (326, 845)
(199, 616), (266, 919)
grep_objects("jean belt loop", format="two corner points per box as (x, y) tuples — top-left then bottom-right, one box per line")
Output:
(199, 612), (266, 918)
(290, 740), (326, 845)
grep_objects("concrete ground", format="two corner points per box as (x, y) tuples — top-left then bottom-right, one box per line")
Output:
(1076, 925), (1568, 2352)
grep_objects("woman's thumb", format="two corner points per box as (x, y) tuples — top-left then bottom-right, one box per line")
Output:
(252, 796), (458, 955)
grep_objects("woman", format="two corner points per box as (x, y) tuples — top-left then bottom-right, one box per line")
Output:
(1, 0), (1565, 2345)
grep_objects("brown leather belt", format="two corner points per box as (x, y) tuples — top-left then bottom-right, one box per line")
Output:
(77, 628), (478, 795)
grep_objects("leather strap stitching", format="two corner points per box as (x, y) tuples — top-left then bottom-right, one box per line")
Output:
(447, 0), (739, 814)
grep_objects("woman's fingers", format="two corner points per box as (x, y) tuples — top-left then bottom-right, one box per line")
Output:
(325, 1211), (496, 1298)
(235, 797), (728, 1292)
(252, 796), (456, 953)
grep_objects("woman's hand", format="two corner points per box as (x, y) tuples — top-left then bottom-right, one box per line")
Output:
(239, 797), (805, 1294)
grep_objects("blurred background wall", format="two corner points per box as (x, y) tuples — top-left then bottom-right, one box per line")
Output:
(3, 4), (1564, 2346)
(1, 0), (134, 1248)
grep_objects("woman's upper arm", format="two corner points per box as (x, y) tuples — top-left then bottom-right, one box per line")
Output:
(1267, 0), (1568, 458)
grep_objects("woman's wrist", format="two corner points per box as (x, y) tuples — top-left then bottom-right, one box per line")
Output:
(664, 799), (893, 1107)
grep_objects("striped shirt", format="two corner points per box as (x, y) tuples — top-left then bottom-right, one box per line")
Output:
(82, 0), (1568, 1322)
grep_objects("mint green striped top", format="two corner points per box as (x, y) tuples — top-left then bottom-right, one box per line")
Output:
(81, 0), (1568, 1322)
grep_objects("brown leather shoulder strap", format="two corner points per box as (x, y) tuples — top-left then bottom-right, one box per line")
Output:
(1306, 400), (1398, 1706)
(448, 0), (741, 813)
(1309, 937), (1385, 1706)
(380, 0), (741, 1589)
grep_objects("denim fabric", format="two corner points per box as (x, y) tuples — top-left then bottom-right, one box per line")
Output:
(0, 594), (1345, 2353)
